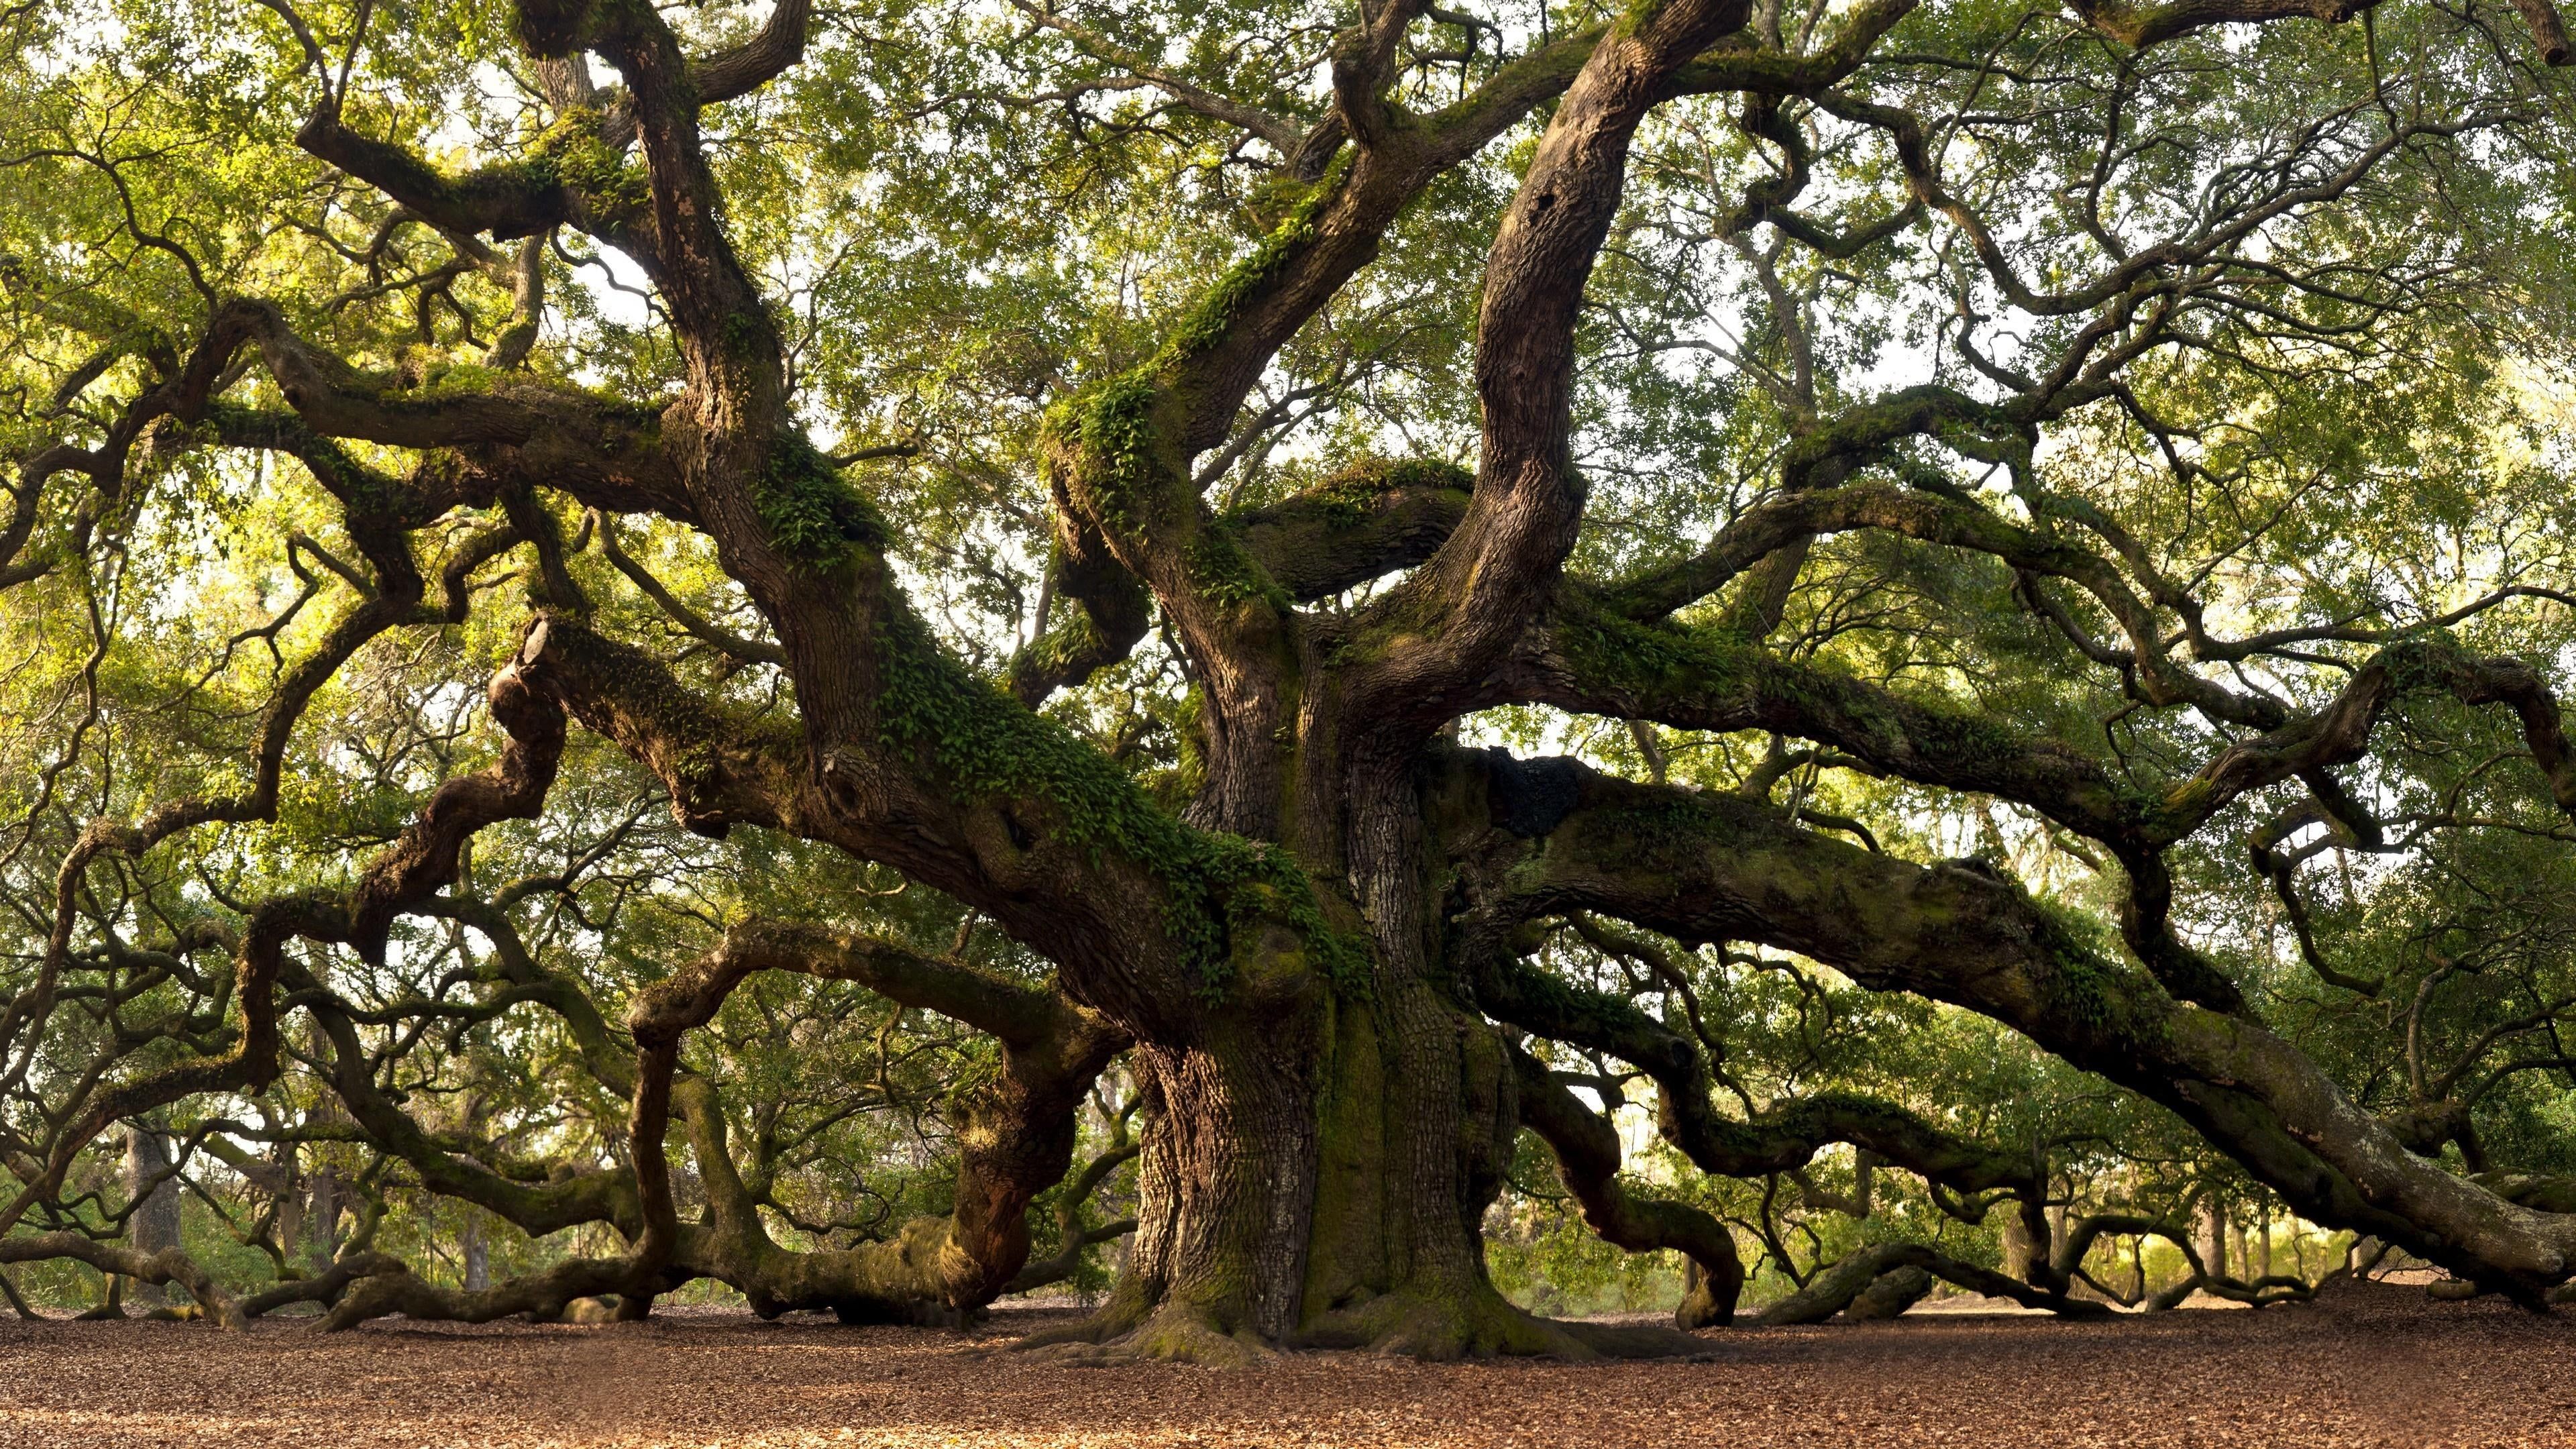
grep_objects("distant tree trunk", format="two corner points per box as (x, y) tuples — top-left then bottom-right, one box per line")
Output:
(2196, 1195), (2227, 1281)
(307, 1167), (343, 1272)
(123, 1126), (182, 1307)
(462, 1212), (490, 1293)
(2000, 1211), (2038, 1284)
(271, 1145), (305, 1265)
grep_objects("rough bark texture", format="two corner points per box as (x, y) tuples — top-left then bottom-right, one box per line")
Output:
(120, 1128), (182, 1309)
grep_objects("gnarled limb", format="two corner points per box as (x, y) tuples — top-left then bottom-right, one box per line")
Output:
(2067, 0), (2375, 52)
(236, 1252), (408, 1320)
(1342, 0), (1756, 755)
(1750, 1242), (2095, 1324)
(318, 1254), (644, 1332)
(1484, 960), (2035, 1196)
(1008, 508), (1150, 706)
(0, 1232), (241, 1327)
(1469, 757), (2576, 1303)
(1508, 1040), (1745, 1327)
(1521, 594), (2141, 845)
(637, 920), (1130, 1318)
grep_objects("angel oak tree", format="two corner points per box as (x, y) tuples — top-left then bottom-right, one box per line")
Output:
(7, 0), (2576, 1360)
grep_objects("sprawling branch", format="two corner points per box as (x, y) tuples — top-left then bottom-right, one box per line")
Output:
(1747, 1240), (2098, 1324)
(638, 919), (1128, 1315)
(1507, 1041), (1745, 1327)
(516, 614), (806, 839)
(1601, 474), (2279, 727)
(345, 637), (568, 958)
(1520, 594), (2141, 843)
(1342, 0), (1756, 752)
(1473, 914), (2040, 1206)
(0, 637), (578, 1241)
(1459, 757), (2576, 1301)
(0, 1233), (243, 1327)
(2065, 0), (2374, 52)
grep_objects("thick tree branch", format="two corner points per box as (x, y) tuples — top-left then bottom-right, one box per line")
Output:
(1462, 758), (2576, 1301)
(1224, 458), (1472, 602)
(1507, 1040), (1746, 1327)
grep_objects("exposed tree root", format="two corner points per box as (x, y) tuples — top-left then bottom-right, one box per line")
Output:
(1303, 1284), (1708, 1360)
(1012, 1297), (1277, 1367)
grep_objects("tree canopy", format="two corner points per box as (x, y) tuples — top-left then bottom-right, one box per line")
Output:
(3, 0), (2576, 1357)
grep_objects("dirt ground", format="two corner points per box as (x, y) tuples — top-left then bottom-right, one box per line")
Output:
(0, 1279), (2569, 1448)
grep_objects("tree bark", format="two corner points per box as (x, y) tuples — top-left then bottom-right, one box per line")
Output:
(122, 1126), (182, 1309)
(307, 1167), (343, 1273)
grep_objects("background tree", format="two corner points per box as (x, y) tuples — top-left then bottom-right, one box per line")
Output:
(3, 0), (2575, 1362)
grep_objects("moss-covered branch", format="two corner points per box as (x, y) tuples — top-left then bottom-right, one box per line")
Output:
(1224, 458), (1473, 602)
(1471, 759), (2576, 1303)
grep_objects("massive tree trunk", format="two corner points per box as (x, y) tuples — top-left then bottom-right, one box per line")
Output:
(1013, 729), (1697, 1361)
(1036, 981), (1688, 1360)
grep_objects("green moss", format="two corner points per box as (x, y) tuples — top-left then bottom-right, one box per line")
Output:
(413, 361), (504, 400)
(1554, 604), (1737, 694)
(2026, 896), (2170, 1052)
(1300, 993), (1391, 1315)
(719, 307), (780, 361)
(1046, 370), (1163, 535)
(1171, 686), (1209, 802)
(1030, 159), (1362, 622)
(1045, 371), (1296, 613)
(755, 432), (886, 570)
(1617, 0), (1680, 36)
(529, 106), (651, 215)
(875, 610), (1366, 999)
(1302, 457), (1474, 529)
(1024, 612), (1108, 679)
(1157, 152), (1351, 371)
(1184, 532), (1292, 610)
(2376, 629), (2465, 692)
